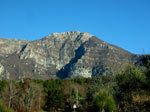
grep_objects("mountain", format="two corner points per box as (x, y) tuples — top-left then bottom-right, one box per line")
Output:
(0, 31), (141, 80)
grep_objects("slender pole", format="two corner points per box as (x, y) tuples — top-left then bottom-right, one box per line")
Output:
(76, 88), (79, 106)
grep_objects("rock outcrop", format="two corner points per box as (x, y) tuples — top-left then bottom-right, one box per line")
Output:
(0, 31), (141, 80)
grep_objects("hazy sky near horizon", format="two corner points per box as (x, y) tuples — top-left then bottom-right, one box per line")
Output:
(0, 0), (150, 54)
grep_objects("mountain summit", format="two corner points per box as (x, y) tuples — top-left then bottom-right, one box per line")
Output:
(0, 31), (140, 80)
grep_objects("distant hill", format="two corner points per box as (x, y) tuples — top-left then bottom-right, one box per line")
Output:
(0, 31), (142, 80)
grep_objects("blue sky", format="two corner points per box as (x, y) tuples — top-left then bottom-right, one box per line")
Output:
(0, 0), (150, 54)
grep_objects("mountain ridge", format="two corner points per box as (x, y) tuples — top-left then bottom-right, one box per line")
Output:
(0, 31), (142, 80)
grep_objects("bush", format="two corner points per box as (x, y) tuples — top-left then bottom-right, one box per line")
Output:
(0, 80), (7, 92)
(0, 103), (15, 112)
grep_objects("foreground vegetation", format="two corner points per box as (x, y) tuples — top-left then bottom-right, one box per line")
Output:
(0, 56), (149, 112)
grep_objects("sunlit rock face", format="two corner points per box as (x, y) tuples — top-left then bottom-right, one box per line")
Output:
(0, 38), (29, 57)
(0, 31), (140, 80)
(20, 31), (92, 69)
(0, 63), (10, 80)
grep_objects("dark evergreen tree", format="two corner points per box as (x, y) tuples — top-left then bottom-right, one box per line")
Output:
(44, 79), (64, 111)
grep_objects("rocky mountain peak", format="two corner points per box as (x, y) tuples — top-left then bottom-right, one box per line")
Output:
(0, 31), (141, 80)
(43, 31), (93, 42)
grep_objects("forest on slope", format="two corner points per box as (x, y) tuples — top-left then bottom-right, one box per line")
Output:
(0, 55), (149, 112)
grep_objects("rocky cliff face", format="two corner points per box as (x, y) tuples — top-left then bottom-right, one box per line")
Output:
(0, 31), (141, 80)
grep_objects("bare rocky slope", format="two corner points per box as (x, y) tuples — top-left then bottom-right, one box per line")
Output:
(0, 31), (141, 80)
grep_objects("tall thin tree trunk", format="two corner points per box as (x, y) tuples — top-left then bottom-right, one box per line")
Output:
(76, 88), (79, 106)
(38, 90), (41, 109)
(8, 81), (13, 108)
(8, 97), (12, 108)
(29, 98), (33, 112)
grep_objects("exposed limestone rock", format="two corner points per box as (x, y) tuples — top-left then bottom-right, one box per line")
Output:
(0, 63), (10, 80)
(19, 31), (93, 77)
(0, 38), (29, 57)
(0, 31), (142, 79)
(0, 63), (4, 74)
(69, 65), (92, 78)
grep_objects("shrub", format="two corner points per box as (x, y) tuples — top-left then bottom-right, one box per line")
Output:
(0, 103), (15, 112)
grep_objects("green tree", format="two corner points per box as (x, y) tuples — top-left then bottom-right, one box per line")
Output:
(71, 88), (83, 107)
(44, 79), (64, 111)
(115, 65), (147, 111)
(93, 90), (116, 112)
